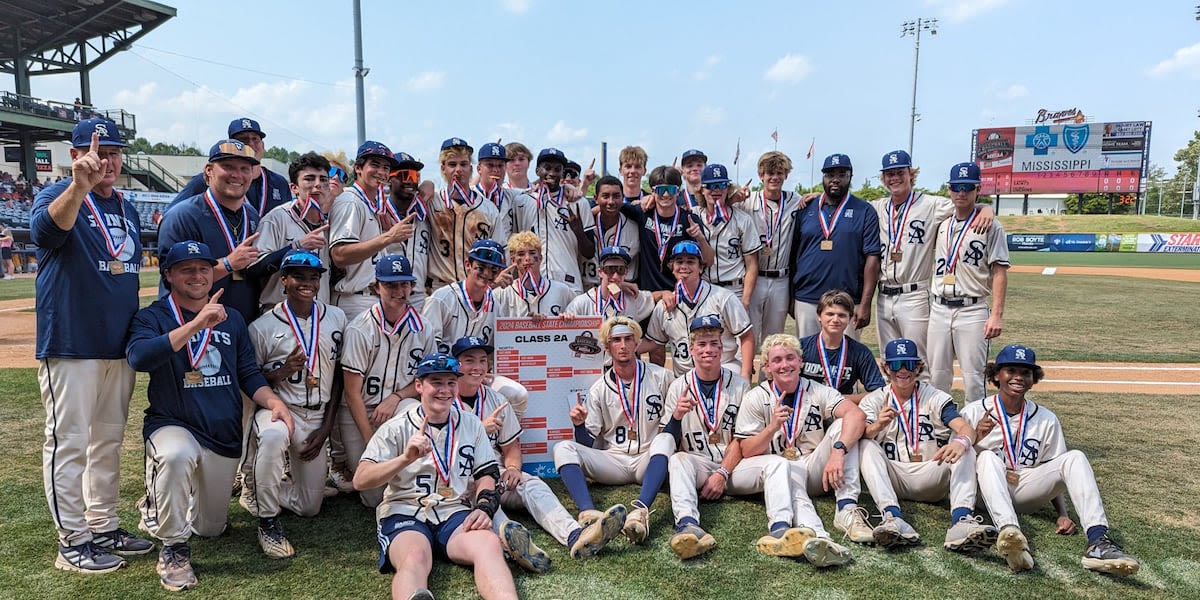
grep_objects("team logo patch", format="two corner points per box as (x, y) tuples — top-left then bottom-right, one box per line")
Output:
(569, 331), (602, 356)
(1062, 124), (1089, 153)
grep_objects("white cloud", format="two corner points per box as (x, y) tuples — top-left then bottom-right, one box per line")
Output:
(1149, 42), (1200, 78)
(926, 0), (1011, 23)
(692, 54), (722, 80)
(764, 54), (812, 84)
(694, 106), (725, 125)
(502, 0), (531, 14)
(998, 84), (1029, 100)
(545, 120), (587, 144)
(406, 71), (446, 92)
(489, 122), (527, 145)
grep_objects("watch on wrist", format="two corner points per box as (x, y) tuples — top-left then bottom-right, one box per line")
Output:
(833, 440), (848, 454)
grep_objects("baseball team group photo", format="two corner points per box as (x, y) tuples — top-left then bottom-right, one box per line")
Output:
(2, 2), (1199, 600)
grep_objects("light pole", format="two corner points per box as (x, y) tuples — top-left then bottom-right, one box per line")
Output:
(901, 18), (938, 157)
(352, 0), (369, 147)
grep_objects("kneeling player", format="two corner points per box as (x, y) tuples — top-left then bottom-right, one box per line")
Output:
(859, 338), (998, 552)
(662, 316), (808, 560)
(963, 344), (1140, 576)
(553, 316), (674, 545)
(354, 354), (517, 600)
(493, 231), (575, 318)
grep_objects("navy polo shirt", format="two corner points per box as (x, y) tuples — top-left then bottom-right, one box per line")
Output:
(790, 194), (882, 304)
(169, 166), (290, 217)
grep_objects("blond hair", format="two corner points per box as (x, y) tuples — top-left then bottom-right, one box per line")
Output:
(506, 231), (542, 255)
(599, 315), (643, 347)
(439, 147), (472, 166)
(757, 151), (793, 176)
(760, 333), (802, 377)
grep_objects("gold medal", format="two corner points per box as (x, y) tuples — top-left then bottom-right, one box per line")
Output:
(607, 283), (621, 295)
(819, 239), (833, 251)
(708, 432), (721, 444)
(306, 374), (319, 388)
(761, 244), (773, 256)
(629, 429), (639, 440)
(782, 447), (799, 460)
(942, 274), (956, 285)
(910, 453), (923, 462)
(1005, 469), (1019, 485)
(890, 251), (902, 263)
(184, 370), (203, 385)
(108, 260), (126, 274)
(437, 486), (455, 498)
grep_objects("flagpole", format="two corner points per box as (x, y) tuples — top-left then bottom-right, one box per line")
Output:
(735, 137), (741, 182)
(809, 138), (816, 190)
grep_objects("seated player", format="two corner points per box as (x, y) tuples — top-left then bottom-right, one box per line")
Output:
(799, 290), (885, 404)
(962, 344), (1140, 576)
(552, 316), (675, 545)
(245, 250), (347, 557)
(451, 336), (625, 571)
(493, 231), (575, 318)
(353, 353), (517, 600)
(859, 338), (998, 552)
(566, 246), (655, 323)
(646, 240), (754, 380)
(661, 315), (810, 560)
(736, 333), (869, 566)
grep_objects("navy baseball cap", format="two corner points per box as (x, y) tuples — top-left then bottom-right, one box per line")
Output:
(821, 154), (853, 172)
(414, 353), (462, 378)
(669, 240), (703, 261)
(948, 162), (982, 184)
(681, 149), (707, 163)
(565, 160), (582, 176)
(375, 254), (417, 282)
(162, 240), (218, 270)
(393, 151), (424, 171)
(467, 239), (507, 268)
(599, 246), (632, 264)
(71, 117), (127, 148)
(451, 336), (494, 357)
(280, 249), (326, 273)
(477, 143), (509, 162)
(537, 147), (568, 166)
(356, 141), (400, 169)
(701, 163), (731, 184)
(228, 117), (265, 138)
(883, 338), (922, 362)
(441, 137), (473, 152)
(995, 344), (1038, 369)
(880, 150), (912, 171)
(208, 139), (260, 165)
(689, 314), (724, 332)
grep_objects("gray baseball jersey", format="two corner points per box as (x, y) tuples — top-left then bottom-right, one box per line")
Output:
(248, 301), (347, 410)
(426, 188), (509, 286)
(341, 303), (435, 408)
(663, 368), (750, 462)
(645, 282), (752, 375)
(253, 202), (332, 305)
(696, 205), (762, 284)
(859, 381), (956, 462)
(872, 192), (954, 286)
(328, 191), (431, 306)
(422, 281), (497, 354)
(734, 379), (844, 456)
(456, 384), (521, 452)
(583, 361), (674, 455)
(961, 397), (1067, 471)
(565, 288), (655, 323)
(493, 278), (576, 317)
(520, 190), (594, 293)
(584, 212), (642, 288)
(932, 210), (1009, 299)
(736, 191), (800, 275)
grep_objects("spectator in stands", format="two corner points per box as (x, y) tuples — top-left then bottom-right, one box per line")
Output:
(151, 208), (162, 226)
(74, 98), (83, 121)
(0, 223), (13, 279)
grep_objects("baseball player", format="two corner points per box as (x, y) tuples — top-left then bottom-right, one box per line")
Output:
(962, 344), (1140, 576)
(251, 152), (334, 309)
(157, 139), (264, 324)
(340, 255), (436, 507)
(636, 166), (715, 289)
(475, 142), (526, 255)
(451, 337), (626, 570)
(553, 317), (676, 545)
(170, 118), (291, 217)
(928, 162), (1009, 403)
(872, 150), (994, 376)
(32, 118), (153, 573)
(799, 290), (885, 404)
(788, 153), (882, 341)
(859, 338), (999, 552)
(662, 316), (812, 560)
(678, 148), (706, 210)
(566, 246), (655, 323)
(329, 141), (425, 317)
(127, 241), (294, 591)
(586, 175), (642, 286)
(493, 231), (576, 318)
(736, 333), (871, 560)
(245, 250), (347, 557)
(426, 137), (510, 289)
(618, 146), (649, 205)
(353, 353), (517, 600)
(695, 163), (761, 301)
(503, 142), (533, 191)
(645, 241), (754, 380)
(738, 151), (802, 345)
(518, 148), (595, 294)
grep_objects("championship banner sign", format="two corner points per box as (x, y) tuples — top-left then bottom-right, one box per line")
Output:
(494, 316), (604, 478)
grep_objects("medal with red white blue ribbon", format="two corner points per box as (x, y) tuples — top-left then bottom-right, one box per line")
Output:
(675, 279), (704, 307)
(816, 193), (849, 246)
(944, 206), (980, 276)
(203, 189), (249, 252)
(534, 184), (564, 212)
(773, 381), (806, 450)
(706, 201), (728, 225)
(441, 180), (471, 209)
(688, 370), (724, 434)
(83, 192), (128, 260)
(595, 286), (625, 317)
(166, 294), (213, 369)
(519, 270), (548, 300)
(614, 361), (643, 434)
(456, 281), (493, 313)
(596, 213), (624, 248)
(352, 181), (384, 215)
(282, 300), (320, 376)
(992, 395), (1027, 470)
(887, 190), (916, 256)
(419, 405), (458, 489)
(474, 182), (503, 208)
(762, 192), (786, 249)
(889, 386), (921, 458)
(654, 208), (680, 262)
(818, 338), (848, 390)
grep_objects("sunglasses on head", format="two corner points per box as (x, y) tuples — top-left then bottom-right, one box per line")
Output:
(418, 355), (460, 372)
(671, 240), (701, 257)
(704, 181), (730, 191)
(653, 184), (680, 197)
(470, 247), (505, 265)
(329, 166), (348, 184)
(949, 183), (978, 193)
(887, 360), (920, 372)
(390, 169), (420, 184)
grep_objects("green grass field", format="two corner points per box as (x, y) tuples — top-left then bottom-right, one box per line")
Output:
(0, 271), (160, 303)
(998, 214), (1200, 234)
(0, 370), (1196, 600)
(1009, 252), (1200, 269)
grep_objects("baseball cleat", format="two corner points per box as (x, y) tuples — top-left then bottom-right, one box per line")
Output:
(257, 518), (296, 559)
(238, 490), (260, 518)
(500, 520), (551, 573)
(622, 501), (651, 545)
(570, 504), (626, 559)
(577, 509), (604, 529)
(833, 506), (875, 544)
(996, 526), (1034, 573)
(230, 470), (243, 498)
(329, 467), (356, 494)
(669, 523), (716, 560)
(944, 516), (998, 554)
(408, 589), (435, 600)
(92, 528), (155, 556)
(157, 543), (197, 592)
(803, 536), (853, 568)
(54, 541), (126, 574)
(755, 526), (814, 558)
(872, 514), (922, 549)
(1081, 535), (1140, 577)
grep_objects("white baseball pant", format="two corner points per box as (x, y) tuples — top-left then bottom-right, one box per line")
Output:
(669, 453), (794, 529)
(491, 374), (529, 420)
(481, 472), (578, 547)
(748, 275), (790, 346)
(859, 440), (977, 510)
(330, 292), (377, 320)
(794, 300), (863, 341)
(927, 301), (990, 403)
(140, 426), (239, 545)
(340, 405), (384, 507)
(787, 421), (861, 536)
(875, 286), (932, 381)
(551, 433), (674, 486)
(40, 358), (135, 545)
(976, 450), (1109, 531)
(247, 406), (327, 518)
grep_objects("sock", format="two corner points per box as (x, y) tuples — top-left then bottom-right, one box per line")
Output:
(637, 455), (669, 508)
(558, 464), (594, 511)
(883, 506), (902, 519)
(769, 520), (791, 534)
(950, 507), (971, 524)
(675, 517), (698, 532)
(836, 499), (855, 511)
(1086, 525), (1109, 546)
(567, 528), (582, 548)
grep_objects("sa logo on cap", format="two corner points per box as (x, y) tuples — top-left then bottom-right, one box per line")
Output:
(1015, 348), (1027, 360)
(832, 156), (841, 165)
(187, 242), (201, 254)
(391, 260), (405, 273)
(491, 146), (501, 156)
(94, 123), (110, 137)
(895, 342), (908, 354)
(713, 167), (722, 177)
(242, 119), (252, 129)
(888, 153), (899, 165)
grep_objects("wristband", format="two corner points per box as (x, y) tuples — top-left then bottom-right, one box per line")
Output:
(222, 257), (233, 272)
(952, 435), (971, 449)
(475, 488), (501, 518)
(715, 466), (731, 481)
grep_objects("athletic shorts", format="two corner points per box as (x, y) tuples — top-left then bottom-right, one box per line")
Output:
(376, 510), (469, 573)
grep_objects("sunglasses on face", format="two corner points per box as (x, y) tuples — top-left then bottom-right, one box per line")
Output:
(563, 170), (579, 179)
(653, 184), (680, 197)
(600, 265), (628, 275)
(949, 183), (978, 193)
(704, 181), (730, 191)
(887, 360), (919, 372)
(329, 166), (348, 184)
(390, 169), (420, 184)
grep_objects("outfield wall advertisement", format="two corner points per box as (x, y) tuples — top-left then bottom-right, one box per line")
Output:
(1008, 232), (1200, 253)
(973, 121), (1151, 195)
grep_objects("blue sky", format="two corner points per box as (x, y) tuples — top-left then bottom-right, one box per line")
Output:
(7, 0), (1200, 188)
